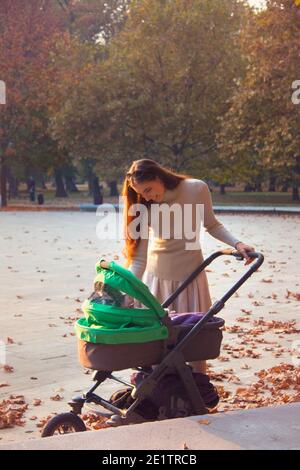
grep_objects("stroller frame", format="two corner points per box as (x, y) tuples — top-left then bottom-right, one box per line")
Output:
(42, 249), (264, 434)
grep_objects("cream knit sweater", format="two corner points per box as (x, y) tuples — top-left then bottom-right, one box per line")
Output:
(129, 178), (240, 282)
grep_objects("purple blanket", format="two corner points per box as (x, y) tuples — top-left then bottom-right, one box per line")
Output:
(169, 312), (205, 326)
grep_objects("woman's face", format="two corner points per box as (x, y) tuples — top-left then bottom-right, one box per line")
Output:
(131, 176), (165, 203)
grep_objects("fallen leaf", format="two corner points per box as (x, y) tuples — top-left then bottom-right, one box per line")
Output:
(82, 414), (110, 430)
(0, 383), (9, 388)
(50, 394), (63, 401)
(37, 414), (57, 429)
(2, 365), (14, 373)
(33, 399), (42, 406)
(286, 290), (300, 301)
(0, 396), (27, 429)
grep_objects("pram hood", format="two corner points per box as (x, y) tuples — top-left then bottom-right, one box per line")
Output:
(75, 259), (169, 345)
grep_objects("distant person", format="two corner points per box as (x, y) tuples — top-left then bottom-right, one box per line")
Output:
(28, 177), (36, 202)
(93, 177), (103, 205)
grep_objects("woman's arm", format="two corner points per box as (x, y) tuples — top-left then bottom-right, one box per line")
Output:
(200, 181), (240, 247)
(128, 206), (150, 280)
(129, 235), (149, 280)
(200, 181), (255, 264)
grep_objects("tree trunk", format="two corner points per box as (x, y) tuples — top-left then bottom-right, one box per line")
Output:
(220, 184), (226, 195)
(40, 176), (47, 189)
(65, 175), (79, 193)
(244, 183), (255, 192)
(108, 180), (119, 197)
(292, 184), (299, 201)
(0, 157), (8, 207)
(268, 176), (276, 192)
(88, 173), (95, 196)
(8, 174), (19, 199)
(54, 168), (68, 198)
(92, 176), (103, 205)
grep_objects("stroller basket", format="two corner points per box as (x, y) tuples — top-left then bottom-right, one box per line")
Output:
(75, 252), (245, 371)
(75, 250), (264, 374)
(78, 314), (225, 371)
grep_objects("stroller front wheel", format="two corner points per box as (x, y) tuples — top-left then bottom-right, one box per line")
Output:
(41, 412), (86, 437)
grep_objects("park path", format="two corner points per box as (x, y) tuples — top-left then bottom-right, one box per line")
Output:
(0, 212), (299, 443)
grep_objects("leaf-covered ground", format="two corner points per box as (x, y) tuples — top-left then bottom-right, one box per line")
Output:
(0, 212), (299, 442)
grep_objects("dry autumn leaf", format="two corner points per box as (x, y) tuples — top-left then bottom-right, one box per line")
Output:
(50, 394), (63, 401)
(2, 365), (14, 373)
(82, 414), (110, 430)
(219, 364), (300, 412)
(0, 396), (27, 429)
(198, 419), (211, 425)
(286, 290), (300, 301)
(0, 382), (9, 388)
(37, 414), (57, 429)
(241, 309), (252, 315)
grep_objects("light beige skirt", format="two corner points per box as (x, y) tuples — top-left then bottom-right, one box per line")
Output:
(134, 270), (212, 314)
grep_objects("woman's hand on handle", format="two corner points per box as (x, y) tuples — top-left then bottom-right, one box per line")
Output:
(235, 242), (256, 266)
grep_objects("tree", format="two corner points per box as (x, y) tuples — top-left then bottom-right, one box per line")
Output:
(219, 0), (300, 201)
(55, 0), (130, 43)
(49, 0), (248, 174)
(0, 0), (68, 206)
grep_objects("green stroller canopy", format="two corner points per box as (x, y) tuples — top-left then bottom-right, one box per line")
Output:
(75, 259), (169, 345)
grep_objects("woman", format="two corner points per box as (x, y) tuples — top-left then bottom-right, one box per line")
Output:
(122, 159), (255, 375)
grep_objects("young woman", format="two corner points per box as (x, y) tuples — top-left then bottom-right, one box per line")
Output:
(122, 159), (255, 374)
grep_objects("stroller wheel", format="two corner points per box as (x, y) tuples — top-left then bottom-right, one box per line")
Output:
(41, 412), (86, 437)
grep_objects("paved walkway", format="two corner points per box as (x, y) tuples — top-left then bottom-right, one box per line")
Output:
(1, 403), (299, 450)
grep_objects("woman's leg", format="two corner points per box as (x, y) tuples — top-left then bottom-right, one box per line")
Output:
(140, 271), (209, 375)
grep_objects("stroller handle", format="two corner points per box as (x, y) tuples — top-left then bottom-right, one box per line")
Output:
(98, 250), (264, 311)
(99, 260), (111, 269)
(161, 249), (264, 309)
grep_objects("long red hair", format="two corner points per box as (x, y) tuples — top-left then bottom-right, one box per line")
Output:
(122, 159), (190, 268)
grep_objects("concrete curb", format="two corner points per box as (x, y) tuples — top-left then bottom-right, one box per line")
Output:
(1, 403), (299, 450)
(1, 204), (299, 215)
(82, 204), (300, 215)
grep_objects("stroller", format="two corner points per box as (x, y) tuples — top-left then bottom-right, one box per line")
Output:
(41, 248), (264, 437)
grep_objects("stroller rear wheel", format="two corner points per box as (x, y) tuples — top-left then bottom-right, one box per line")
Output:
(41, 412), (86, 437)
